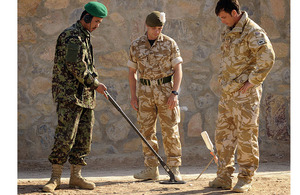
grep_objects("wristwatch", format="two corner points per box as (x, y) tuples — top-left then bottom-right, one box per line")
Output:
(172, 91), (179, 95)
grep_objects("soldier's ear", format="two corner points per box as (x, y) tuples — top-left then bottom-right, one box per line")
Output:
(231, 10), (237, 17)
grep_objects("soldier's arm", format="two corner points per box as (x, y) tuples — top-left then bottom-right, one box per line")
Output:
(128, 67), (138, 111)
(127, 45), (139, 111)
(247, 31), (276, 85)
(172, 63), (182, 93)
(65, 37), (100, 90)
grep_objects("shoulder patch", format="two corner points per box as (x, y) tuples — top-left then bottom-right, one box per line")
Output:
(258, 39), (266, 45)
(66, 43), (80, 63)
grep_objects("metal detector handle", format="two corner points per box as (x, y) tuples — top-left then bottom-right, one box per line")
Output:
(104, 91), (176, 181)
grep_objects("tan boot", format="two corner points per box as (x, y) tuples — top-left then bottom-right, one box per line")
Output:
(233, 178), (252, 192)
(170, 167), (182, 181)
(209, 177), (232, 190)
(42, 164), (63, 192)
(133, 166), (159, 180)
(69, 165), (95, 190)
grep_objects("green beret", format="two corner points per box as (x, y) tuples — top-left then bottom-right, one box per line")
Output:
(84, 2), (108, 18)
(146, 11), (166, 27)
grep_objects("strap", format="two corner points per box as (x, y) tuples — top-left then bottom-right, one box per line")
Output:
(140, 75), (173, 86)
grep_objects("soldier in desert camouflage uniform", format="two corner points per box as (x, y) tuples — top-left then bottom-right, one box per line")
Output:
(43, 2), (108, 193)
(128, 11), (183, 181)
(209, 0), (275, 193)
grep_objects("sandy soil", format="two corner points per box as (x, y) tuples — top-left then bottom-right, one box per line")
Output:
(18, 161), (290, 195)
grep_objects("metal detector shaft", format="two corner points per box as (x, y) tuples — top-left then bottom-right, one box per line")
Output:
(104, 91), (176, 181)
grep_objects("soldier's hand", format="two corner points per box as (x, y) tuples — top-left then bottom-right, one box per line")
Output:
(167, 94), (178, 110)
(239, 81), (254, 94)
(96, 83), (108, 99)
(130, 95), (139, 111)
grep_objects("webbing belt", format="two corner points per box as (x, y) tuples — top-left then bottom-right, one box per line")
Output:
(140, 75), (173, 86)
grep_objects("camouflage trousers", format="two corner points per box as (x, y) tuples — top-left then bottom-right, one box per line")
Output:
(137, 82), (182, 167)
(215, 85), (262, 182)
(48, 102), (94, 166)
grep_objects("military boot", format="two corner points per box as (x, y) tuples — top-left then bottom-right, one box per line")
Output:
(170, 167), (182, 181)
(133, 166), (159, 180)
(233, 178), (252, 192)
(209, 177), (232, 190)
(42, 164), (63, 192)
(69, 165), (95, 190)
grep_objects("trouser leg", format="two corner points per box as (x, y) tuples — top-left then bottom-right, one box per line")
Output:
(138, 93), (159, 167)
(158, 104), (182, 167)
(69, 108), (94, 166)
(48, 103), (83, 165)
(215, 99), (236, 180)
(236, 99), (260, 181)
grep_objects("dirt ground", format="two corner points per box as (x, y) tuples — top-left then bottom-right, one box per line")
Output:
(17, 161), (290, 195)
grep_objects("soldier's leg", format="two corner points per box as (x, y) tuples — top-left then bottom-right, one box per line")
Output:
(154, 83), (182, 180)
(236, 89), (261, 181)
(137, 84), (160, 166)
(213, 99), (237, 188)
(48, 103), (83, 165)
(138, 96), (159, 167)
(134, 89), (160, 180)
(67, 108), (96, 189)
(158, 104), (182, 167)
(68, 108), (94, 166)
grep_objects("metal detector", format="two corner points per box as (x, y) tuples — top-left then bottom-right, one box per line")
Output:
(104, 91), (186, 184)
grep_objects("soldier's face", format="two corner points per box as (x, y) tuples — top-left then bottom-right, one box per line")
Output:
(218, 10), (238, 27)
(146, 25), (163, 40)
(88, 17), (103, 32)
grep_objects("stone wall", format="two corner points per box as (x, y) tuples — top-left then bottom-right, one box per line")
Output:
(18, 0), (290, 168)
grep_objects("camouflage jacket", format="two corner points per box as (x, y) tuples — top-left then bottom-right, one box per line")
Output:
(127, 33), (183, 80)
(219, 11), (275, 94)
(52, 21), (100, 109)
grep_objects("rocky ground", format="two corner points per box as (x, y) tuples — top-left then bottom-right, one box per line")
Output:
(17, 161), (290, 195)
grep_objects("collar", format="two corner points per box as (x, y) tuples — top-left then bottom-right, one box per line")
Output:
(76, 20), (91, 38)
(224, 11), (249, 34)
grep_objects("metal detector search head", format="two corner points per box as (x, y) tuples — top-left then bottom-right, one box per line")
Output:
(104, 90), (186, 184)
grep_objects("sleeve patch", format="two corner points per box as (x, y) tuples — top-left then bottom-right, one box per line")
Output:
(66, 43), (80, 63)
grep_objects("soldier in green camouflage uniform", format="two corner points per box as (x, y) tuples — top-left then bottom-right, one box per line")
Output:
(43, 2), (108, 192)
(128, 11), (183, 181)
(209, 0), (275, 193)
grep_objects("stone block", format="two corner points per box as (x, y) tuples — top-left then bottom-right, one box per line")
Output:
(270, 0), (286, 20)
(261, 16), (280, 39)
(109, 12), (125, 26)
(195, 92), (215, 109)
(166, 0), (203, 19)
(18, 24), (37, 44)
(123, 138), (141, 153)
(106, 118), (130, 142)
(264, 94), (289, 141)
(18, 0), (41, 17)
(29, 76), (52, 97)
(99, 50), (129, 68)
(35, 11), (66, 35)
(273, 42), (289, 58)
(187, 112), (203, 137)
(44, 0), (70, 10)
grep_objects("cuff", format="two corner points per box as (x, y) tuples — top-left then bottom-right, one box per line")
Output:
(171, 57), (183, 68)
(91, 78), (101, 90)
(127, 60), (137, 69)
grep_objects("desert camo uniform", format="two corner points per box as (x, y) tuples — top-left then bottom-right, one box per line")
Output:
(127, 33), (183, 167)
(50, 20), (100, 166)
(215, 11), (275, 184)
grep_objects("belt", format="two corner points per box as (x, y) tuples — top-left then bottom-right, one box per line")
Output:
(140, 75), (173, 86)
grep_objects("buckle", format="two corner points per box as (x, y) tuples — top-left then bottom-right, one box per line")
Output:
(150, 79), (158, 86)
